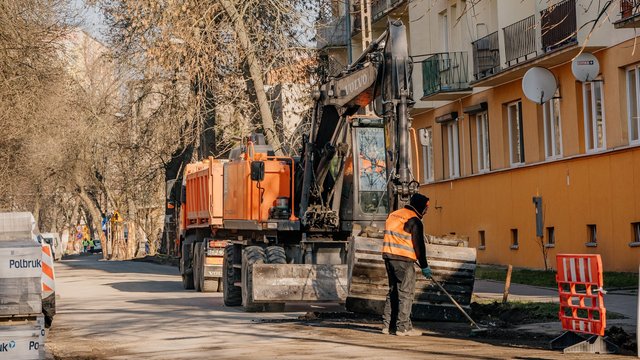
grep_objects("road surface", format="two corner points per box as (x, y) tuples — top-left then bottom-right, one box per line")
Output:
(46, 254), (627, 359)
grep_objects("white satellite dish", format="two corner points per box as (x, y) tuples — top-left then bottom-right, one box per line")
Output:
(418, 128), (430, 146)
(522, 67), (557, 105)
(572, 53), (600, 82)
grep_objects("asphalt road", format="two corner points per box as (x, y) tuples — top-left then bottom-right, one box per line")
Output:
(45, 254), (628, 359)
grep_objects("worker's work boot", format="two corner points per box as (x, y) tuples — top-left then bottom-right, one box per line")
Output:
(396, 329), (422, 337)
(381, 327), (395, 335)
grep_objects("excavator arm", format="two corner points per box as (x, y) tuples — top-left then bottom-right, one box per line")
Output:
(298, 20), (418, 231)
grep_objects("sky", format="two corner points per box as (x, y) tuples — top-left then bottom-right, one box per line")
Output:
(72, 0), (107, 40)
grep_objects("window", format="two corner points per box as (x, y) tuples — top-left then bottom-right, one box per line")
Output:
(440, 11), (449, 53)
(507, 101), (525, 165)
(510, 228), (519, 249)
(631, 222), (640, 246)
(543, 93), (562, 159)
(583, 81), (606, 152)
(476, 111), (490, 172)
(478, 230), (486, 250)
(355, 127), (388, 214)
(445, 121), (460, 178)
(420, 127), (434, 183)
(586, 224), (597, 247)
(626, 65), (640, 144)
(546, 227), (555, 248)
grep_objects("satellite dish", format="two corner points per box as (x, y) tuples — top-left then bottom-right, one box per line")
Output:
(522, 67), (557, 104)
(572, 53), (599, 82)
(418, 128), (430, 146)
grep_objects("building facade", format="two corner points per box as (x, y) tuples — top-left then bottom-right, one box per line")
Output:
(319, 0), (640, 271)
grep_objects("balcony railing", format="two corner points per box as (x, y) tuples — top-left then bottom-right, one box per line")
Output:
(371, 0), (405, 21)
(316, 16), (349, 48)
(621, 0), (640, 18)
(540, 0), (577, 53)
(615, 0), (640, 28)
(503, 15), (537, 67)
(471, 32), (500, 80)
(422, 52), (471, 99)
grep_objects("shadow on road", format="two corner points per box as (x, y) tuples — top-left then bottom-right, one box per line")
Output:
(107, 280), (184, 293)
(60, 254), (179, 276)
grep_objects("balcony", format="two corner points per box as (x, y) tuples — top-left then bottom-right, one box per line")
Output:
(316, 16), (348, 49)
(351, 0), (406, 35)
(420, 52), (472, 101)
(471, 32), (500, 81)
(614, 0), (640, 28)
(472, 0), (580, 87)
(371, 0), (405, 22)
(503, 15), (537, 67)
(540, 0), (577, 52)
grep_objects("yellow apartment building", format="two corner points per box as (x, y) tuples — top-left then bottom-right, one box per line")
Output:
(319, 0), (640, 271)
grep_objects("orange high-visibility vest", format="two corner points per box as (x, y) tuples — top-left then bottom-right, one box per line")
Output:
(382, 208), (417, 261)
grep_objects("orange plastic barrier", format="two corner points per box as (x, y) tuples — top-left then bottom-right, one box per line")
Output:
(556, 254), (606, 336)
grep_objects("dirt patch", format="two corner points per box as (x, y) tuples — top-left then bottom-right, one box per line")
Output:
(470, 301), (559, 327)
(606, 326), (638, 355)
(46, 326), (130, 360)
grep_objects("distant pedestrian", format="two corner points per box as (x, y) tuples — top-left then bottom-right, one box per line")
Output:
(381, 193), (432, 336)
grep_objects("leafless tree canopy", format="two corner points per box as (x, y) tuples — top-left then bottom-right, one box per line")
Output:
(0, 0), (321, 257)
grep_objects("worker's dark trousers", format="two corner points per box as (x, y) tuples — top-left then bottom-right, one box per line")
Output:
(383, 258), (416, 333)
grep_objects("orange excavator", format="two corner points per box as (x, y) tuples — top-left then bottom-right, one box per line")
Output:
(169, 20), (476, 318)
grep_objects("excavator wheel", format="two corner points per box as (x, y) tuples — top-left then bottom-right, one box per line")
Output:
(223, 244), (242, 306)
(241, 246), (267, 312)
(265, 246), (286, 264)
(263, 246), (286, 312)
(181, 242), (195, 290)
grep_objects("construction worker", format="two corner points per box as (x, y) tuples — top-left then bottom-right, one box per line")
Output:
(381, 193), (431, 336)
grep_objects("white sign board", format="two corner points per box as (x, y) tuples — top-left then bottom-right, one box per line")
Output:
(0, 248), (42, 279)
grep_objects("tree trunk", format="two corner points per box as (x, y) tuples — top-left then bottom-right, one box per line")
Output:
(219, 0), (284, 155)
(77, 188), (108, 259)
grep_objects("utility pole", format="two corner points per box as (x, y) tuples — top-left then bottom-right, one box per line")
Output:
(360, 0), (373, 50)
(360, 0), (373, 115)
(345, 0), (352, 63)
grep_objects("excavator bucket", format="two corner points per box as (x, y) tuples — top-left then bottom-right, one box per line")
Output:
(346, 236), (477, 321)
(251, 264), (349, 303)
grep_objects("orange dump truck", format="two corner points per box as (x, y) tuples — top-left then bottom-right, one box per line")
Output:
(175, 137), (305, 309)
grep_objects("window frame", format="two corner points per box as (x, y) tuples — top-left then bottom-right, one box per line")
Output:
(583, 80), (606, 153)
(626, 65), (640, 145)
(476, 111), (491, 172)
(420, 127), (435, 184)
(543, 94), (563, 159)
(507, 101), (525, 166)
(445, 121), (460, 178)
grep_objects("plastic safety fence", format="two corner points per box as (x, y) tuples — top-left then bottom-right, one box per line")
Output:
(555, 254), (606, 336)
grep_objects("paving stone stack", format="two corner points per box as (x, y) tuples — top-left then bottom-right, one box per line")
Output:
(0, 212), (45, 360)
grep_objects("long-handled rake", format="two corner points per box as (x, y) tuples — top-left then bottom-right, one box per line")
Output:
(429, 276), (487, 334)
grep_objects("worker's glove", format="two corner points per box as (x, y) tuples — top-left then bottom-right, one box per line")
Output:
(421, 266), (432, 279)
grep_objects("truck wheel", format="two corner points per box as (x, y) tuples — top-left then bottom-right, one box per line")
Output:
(263, 246), (286, 312)
(194, 243), (202, 292)
(181, 242), (195, 290)
(223, 245), (242, 306)
(242, 246), (266, 312)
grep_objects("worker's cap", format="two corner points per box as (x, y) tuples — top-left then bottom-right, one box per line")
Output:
(410, 193), (430, 214)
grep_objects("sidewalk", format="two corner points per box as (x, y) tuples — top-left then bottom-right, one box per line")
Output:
(473, 279), (638, 323)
